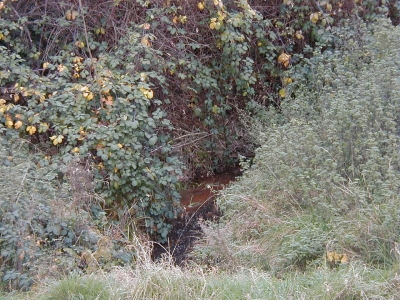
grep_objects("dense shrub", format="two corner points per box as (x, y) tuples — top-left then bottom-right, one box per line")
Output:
(194, 18), (400, 272)
(0, 139), (143, 291)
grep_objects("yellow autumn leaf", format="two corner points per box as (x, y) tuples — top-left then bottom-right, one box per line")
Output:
(5, 117), (13, 128)
(326, 251), (335, 262)
(209, 18), (221, 30)
(140, 88), (154, 99)
(14, 120), (23, 129)
(146, 89), (154, 99)
(209, 21), (216, 29)
(57, 64), (67, 72)
(50, 135), (64, 145)
(75, 41), (85, 48)
(197, 2), (205, 10)
(141, 35), (151, 47)
(212, 105), (219, 114)
(172, 16), (179, 24)
(14, 94), (20, 102)
(310, 12), (320, 24)
(139, 23), (151, 30)
(278, 52), (291, 67)
(340, 253), (349, 264)
(333, 252), (341, 261)
(279, 88), (286, 98)
(295, 31), (304, 40)
(26, 125), (37, 135)
(0, 99), (6, 105)
(179, 15), (187, 24)
(283, 77), (293, 85)
(86, 92), (94, 100)
(117, 143), (123, 148)
(71, 147), (80, 153)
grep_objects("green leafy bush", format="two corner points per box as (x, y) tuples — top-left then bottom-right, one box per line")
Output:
(194, 18), (400, 272)
(0, 139), (143, 291)
(0, 22), (183, 241)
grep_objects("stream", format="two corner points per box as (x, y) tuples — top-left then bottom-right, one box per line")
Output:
(152, 169), (241, 264)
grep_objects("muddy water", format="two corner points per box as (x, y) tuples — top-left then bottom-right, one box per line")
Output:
(180, 172), (235, 217)
(152, 170), (240, 264)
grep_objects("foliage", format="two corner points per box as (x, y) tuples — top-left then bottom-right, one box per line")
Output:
(1, 0), (398, 177)
(0, 0), (399, 292)
(0, 139), (142, 292)
(0, 7), (183, 241)
(194, 18), (400, 272)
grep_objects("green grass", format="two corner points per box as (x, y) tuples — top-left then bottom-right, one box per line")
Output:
(2, 261), (399, 300)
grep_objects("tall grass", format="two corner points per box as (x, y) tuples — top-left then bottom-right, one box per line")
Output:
(193, 18), (400, 273)
(3, 260), (399, 299)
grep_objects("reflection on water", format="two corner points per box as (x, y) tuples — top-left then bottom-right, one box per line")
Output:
(180, 171), (239, 216)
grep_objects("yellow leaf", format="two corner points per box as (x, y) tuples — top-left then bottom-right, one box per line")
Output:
(75, 41), (85, 48)
(278, 52), (291, 67)
(26, 125), (37, 135)
(179, 15), (187, 23)
(310, 12), (319, 24)
(197, 2), (205, 10)
(283, 77), (293, 85)
(279, 88), (286, 98)
(117, 143), (123, 148)
(139, 23), (151, 30)
(86, 92), (94, 100)
(326, 251), (335, 262)
(71, 147), (80, 153)
(340, 254), (349, 264)
(65, 9), (72, 20)
(146, 89), (154, 99)
(50, 135), (64, 145)
(14, 120), (23, 129)
(172, 16), (179, 24)
(295, 31), (304, 40)
(333, 252), (341, 261)
(0, 99), (6, 105)
(57, 64), (67, 72)
(13, 94), (20, 102)
(5, 117), (13, 128)
(141, 35), (151, 47)
(212, 105), (219, 114)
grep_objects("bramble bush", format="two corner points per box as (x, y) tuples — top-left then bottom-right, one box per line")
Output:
(194, 18), (400, 272)
(0, 138), (156, 292)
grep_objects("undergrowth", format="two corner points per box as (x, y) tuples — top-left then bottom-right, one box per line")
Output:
(2, 261), (400, 299)
(193, 17), (400, 273)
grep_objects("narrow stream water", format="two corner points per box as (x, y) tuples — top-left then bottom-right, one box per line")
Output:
(152, 169), (240, 264)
